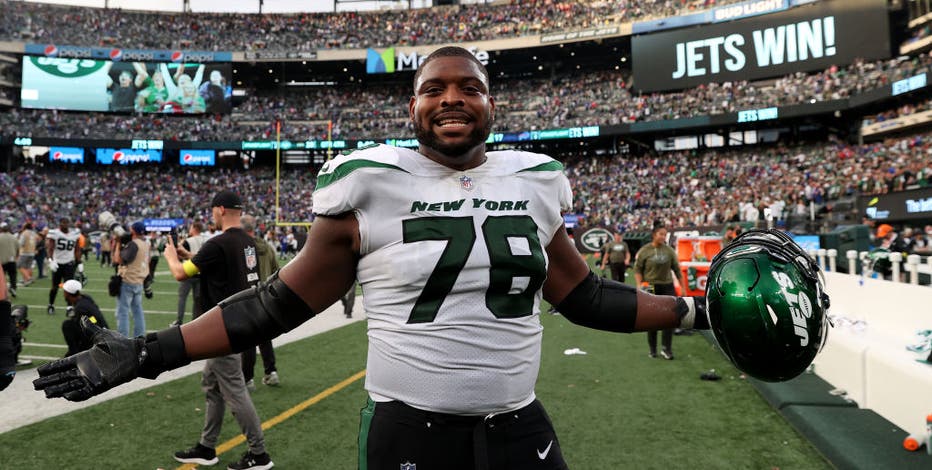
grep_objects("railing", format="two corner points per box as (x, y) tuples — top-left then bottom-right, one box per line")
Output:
(812, 249), (932, 286)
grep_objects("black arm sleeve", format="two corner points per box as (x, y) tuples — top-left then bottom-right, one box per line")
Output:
(556, 271), (639, 332)
(217, 270), (317, 353)
(0, 301), (16, 390)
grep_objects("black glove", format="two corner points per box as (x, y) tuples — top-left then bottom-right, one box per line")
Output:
(0, 300), (15, 391)
(33, 318), (189, 401)
(677, 296), (709, 330)
(33, 317), (145, 401)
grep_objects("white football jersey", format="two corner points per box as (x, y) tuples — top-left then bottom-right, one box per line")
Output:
(47, 228), (81, 264)
(314, 144), (572, 415)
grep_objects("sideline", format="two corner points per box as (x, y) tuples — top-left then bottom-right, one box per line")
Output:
(0, 301), (365, 435)
(174, 369), (367, 470)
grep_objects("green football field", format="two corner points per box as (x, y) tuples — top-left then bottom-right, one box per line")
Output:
(0, 257), (829, 469)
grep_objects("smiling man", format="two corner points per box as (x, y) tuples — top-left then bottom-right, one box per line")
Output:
(35, 47), (717, 470)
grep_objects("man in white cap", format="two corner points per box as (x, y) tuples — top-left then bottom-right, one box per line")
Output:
(61, 279), (109, 357)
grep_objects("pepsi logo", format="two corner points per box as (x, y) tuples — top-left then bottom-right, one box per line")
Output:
(183, 153), (193, 162)
(44, 44), (58, 57)
(53, 151), (62, 160)
(113, 151), (124, 161)
(170, 51), (184, 62)
(109, 48), (123, 61)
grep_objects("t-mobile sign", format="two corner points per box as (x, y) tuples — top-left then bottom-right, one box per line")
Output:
(632, 0), (889, 92)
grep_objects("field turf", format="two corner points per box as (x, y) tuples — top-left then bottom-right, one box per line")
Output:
(0, 258), (829, 469)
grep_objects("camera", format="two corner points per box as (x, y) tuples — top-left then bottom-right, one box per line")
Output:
(98, 211), (126, 238)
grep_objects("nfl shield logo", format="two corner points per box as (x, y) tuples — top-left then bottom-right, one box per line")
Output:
(400, 463), (416, 470)
(244, 246), (257, 270)
(459, 175), (474, 191)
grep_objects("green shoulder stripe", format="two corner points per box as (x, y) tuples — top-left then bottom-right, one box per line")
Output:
(316, 159), (409, 190)
(519, 160), (564, 173)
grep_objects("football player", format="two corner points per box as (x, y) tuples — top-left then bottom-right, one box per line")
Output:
(34, 47), (829, 469)
(45, 217), (82, 315)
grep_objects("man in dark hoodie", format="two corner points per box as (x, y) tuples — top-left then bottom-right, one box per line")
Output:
(240, 215), (280, 388)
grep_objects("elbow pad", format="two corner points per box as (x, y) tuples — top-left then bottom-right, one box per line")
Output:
(556, 272), (639, 333)
(218, 271), (316, 353)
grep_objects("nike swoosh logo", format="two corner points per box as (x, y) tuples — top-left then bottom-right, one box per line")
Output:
(537, 440), (554, 460)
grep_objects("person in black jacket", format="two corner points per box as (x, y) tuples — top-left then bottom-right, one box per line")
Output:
(61, 280), (110, 357)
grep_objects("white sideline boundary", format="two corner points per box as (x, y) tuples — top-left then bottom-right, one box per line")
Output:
(0, 300), (365, 435)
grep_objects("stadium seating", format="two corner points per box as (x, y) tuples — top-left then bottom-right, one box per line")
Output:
(0, 0), (747, 52)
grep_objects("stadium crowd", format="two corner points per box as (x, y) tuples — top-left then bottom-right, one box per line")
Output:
(3, 53), (932, 143)
(2, 130), (930, 239)
(2, 0), (729, 52)
(565, 133), (932, 234)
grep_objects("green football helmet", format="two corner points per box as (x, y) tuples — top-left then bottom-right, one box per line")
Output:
(706, 229), (831, 382)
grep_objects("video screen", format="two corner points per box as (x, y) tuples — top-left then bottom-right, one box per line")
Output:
(21, 56), (233, 114)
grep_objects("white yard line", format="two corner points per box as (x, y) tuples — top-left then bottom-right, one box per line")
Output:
(0, 300), (365, 435)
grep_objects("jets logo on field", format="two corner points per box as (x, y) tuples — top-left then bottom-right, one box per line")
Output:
(459, 175), (474, 191)
(244, 246), (257, 270)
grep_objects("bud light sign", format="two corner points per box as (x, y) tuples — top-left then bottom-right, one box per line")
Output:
(179, 149), (216, 166)
(49, 146), (84, 164)
(96, 148), (162, 165)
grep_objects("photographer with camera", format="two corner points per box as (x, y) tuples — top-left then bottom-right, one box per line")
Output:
(61, 280), (110, 357)
(112, 222), (149, 338)
(46, 217), (82, 316)
(0, 272), (15, 391)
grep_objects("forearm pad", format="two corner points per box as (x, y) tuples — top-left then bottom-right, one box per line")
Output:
(556, 272), (639, 333)
(218, 271), (316, 353)
(137, 326), (190, 380)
